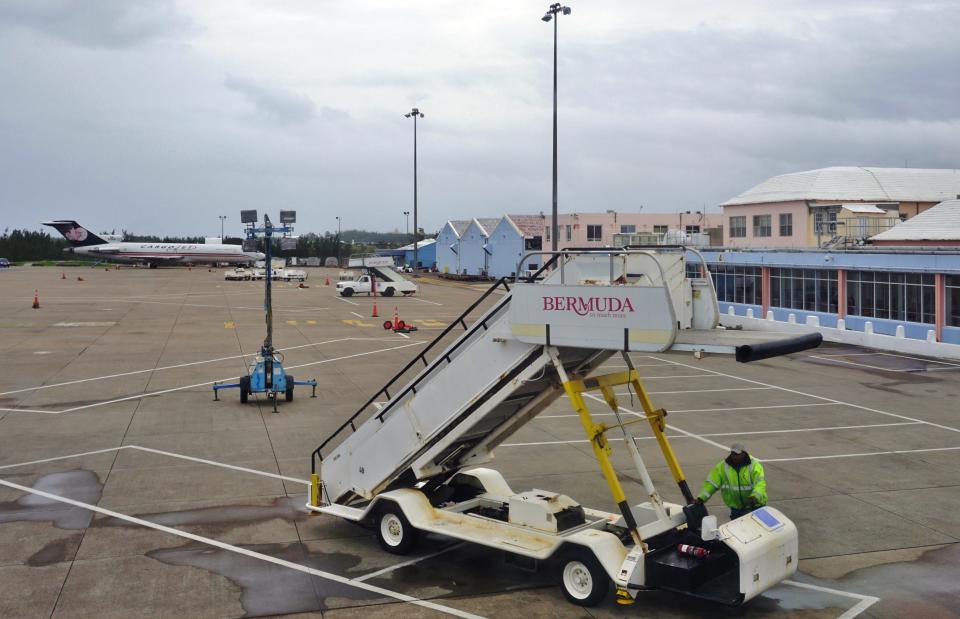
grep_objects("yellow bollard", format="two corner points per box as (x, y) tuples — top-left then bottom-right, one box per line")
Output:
(310, 473), (321, 507)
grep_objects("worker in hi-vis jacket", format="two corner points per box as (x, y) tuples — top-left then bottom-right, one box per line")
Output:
(695, 442), (767, 520)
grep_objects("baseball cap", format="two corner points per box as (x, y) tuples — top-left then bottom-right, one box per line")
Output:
(730, 442), (745, 454)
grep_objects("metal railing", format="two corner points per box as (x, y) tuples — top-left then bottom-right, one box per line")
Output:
(311, 277), (512, 472)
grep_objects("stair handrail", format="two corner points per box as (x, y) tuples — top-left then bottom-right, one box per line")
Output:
(311, 276), (512, 471)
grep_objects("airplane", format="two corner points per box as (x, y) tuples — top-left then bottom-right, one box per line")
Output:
(43, 220), (264, 268)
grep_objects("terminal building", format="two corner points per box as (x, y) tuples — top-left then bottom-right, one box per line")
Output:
(693, 240), (960, 345)
(435, 212), (722, 278)
(721, 166), (960, 248)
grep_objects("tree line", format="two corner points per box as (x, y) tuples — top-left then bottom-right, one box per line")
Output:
(0, 228), (423, 262)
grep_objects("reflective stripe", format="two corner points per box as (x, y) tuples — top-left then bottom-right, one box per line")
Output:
(706, 479), (720, 489)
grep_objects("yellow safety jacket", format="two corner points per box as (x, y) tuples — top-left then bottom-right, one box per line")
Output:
(698, 455), (767, 509)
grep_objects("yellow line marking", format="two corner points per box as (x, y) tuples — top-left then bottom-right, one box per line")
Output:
(286, 320), (298, 326)
(224, 321), (236, 329)
(342, 319), (374, 327)
(306, 320), (317, 325)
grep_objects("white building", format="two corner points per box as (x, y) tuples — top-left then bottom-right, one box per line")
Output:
(436, 220), (470, 275)
(459, 218), (501, 276)
(487, 215), (544, 278)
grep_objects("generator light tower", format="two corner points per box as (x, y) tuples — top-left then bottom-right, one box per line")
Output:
(213, 209), (316, 411)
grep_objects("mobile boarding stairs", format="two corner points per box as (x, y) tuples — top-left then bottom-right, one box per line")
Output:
(308, 248), (821, 607)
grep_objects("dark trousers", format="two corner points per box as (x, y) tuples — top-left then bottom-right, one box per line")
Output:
(730, 506), (759, 520)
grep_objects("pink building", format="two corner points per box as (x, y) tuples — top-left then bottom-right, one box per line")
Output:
(722, 167), (960, 248)
(541, 211), (722, 249)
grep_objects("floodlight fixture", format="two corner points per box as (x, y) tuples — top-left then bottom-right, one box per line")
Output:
(242, 239), (258, 252)
(279, 210), (297, 224)
(240, 209), (258, 224)
(280, 236), (297, 251)
(562, 6), (571, 14)
(542, 13), (551, 21)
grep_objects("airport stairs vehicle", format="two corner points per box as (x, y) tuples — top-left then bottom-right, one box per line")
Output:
(309, 247), (820, 608)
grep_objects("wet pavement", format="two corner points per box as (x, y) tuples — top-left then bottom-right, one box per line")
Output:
(0, 266), (958, 618)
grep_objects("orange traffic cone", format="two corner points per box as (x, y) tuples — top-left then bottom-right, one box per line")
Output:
(32, 289), (40, 309)
(77, 276), (85, 282)
(61, 272), (66, 280)
(325, 276), (330, 286)
(372, 301), (379, 318)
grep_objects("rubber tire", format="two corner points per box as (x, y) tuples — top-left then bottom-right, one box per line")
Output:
(375, 503), (417, 555)
(558, 547), (611, 607)
(382, 287), (395, 297)
(239, 376), (250, 404)
(341, 288), (354, 297)
(383, 320), (394, 330)
(285, 375), (294, 402)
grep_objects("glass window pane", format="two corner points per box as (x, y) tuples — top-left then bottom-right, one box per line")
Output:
(861, 281), (874, 317)
(921, 285), (935, 324)
(847, 280), (860, 316)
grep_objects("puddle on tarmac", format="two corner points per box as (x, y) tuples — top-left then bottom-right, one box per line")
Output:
(148, 541), (384, 615)
(824, 544), (959, 617)
(95, 495), (304, 534)
(0, 469), (102, 530)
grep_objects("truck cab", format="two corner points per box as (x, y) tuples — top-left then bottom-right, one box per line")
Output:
(336, 271), (417, 297)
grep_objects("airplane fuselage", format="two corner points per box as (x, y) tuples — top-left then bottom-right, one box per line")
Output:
(69, 242), (263, 266)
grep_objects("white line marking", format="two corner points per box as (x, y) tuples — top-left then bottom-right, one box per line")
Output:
(640, 374), (717, 379)
(0, 446), (127, 470)
(128, 446), (308, 485)
(407, 297), (443, 306)
(809, 355), (960, 373)
(599, 363), (673, 368)
(581, 393), (730, 451)
(0, 342), (426, 415)
(782, 580), (879, 618)
(350, 311), (364, 319)
(508, 422), (924, 447)
(634, 387), (775, 396)
(396, 331), (410, 339)
(335, 296), (360, 306)
(763, 446), (960, 462)
(0, 478), (483, 619)
(0, 337), (401, 398)
(541, 402), (836, 417)
(877, 352), (960, 367)
(648, 355), (960, 434)
(353, 543), (465, 582)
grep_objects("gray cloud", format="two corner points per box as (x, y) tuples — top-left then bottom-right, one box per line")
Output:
(224, 75), (319, 126)
(0, 0), (189, 48)
(0, 1), (957, 238)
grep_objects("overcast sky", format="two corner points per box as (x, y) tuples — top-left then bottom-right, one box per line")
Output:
(1, 0), (958, 237)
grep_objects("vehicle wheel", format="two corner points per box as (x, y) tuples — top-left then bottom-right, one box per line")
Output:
(382, 287), (395, 297)
(558, 548), (610, 607)
(239, 376), (250, 404)
(375, 504), (417, 555)
(383, 320), (394, 330)
(341, 288), (354, 297)
(285, 375), (294, 402)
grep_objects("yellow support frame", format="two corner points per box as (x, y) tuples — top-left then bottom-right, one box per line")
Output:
(561, 369), (695, 526)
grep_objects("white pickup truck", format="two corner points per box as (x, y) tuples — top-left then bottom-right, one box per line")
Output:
(336, 272), (417, 297)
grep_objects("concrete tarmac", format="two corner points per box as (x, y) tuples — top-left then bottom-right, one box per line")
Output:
(0, 265), (958, 618)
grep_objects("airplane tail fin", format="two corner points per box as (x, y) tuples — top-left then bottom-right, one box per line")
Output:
(42, 221), (108, 247)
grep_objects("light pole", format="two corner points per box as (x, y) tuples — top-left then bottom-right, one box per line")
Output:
(403, 211), (410, 236)
(335, 216), (342, 266)
(404, 107), (424, 272)
(218, 215), (227, 241)
(542, 3), (571, 252)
